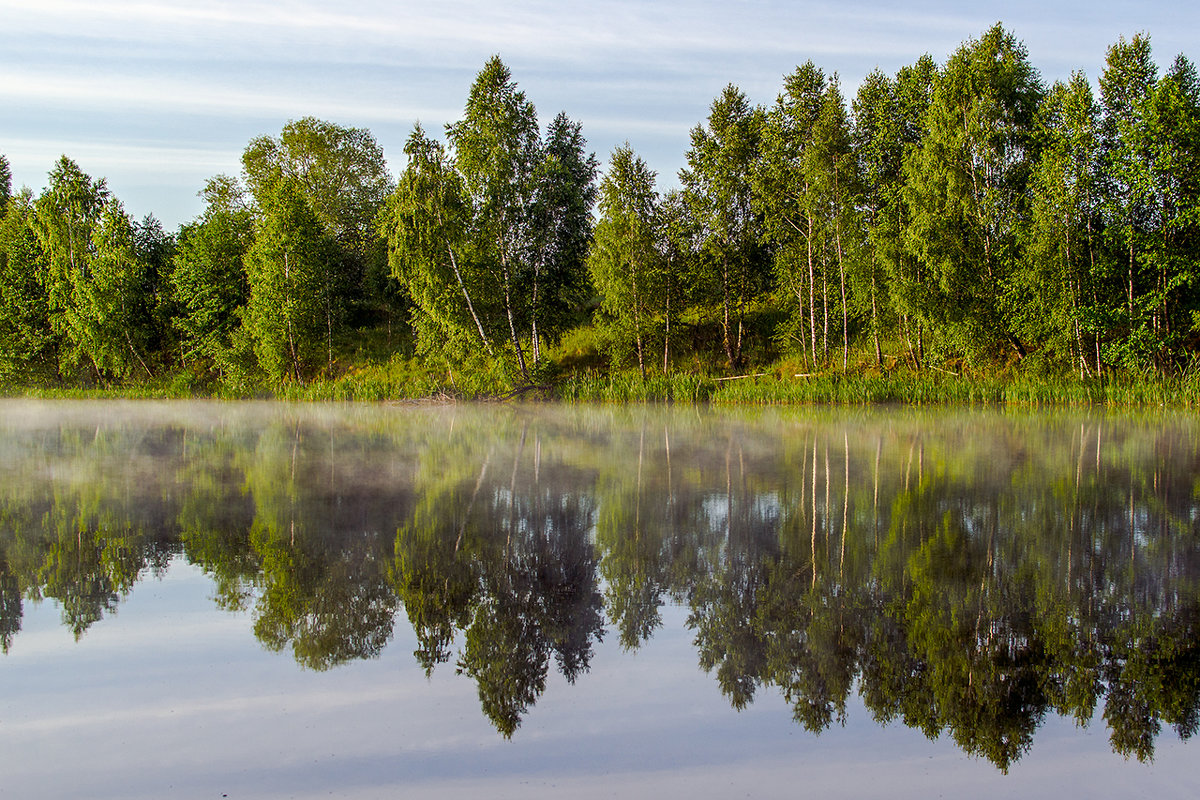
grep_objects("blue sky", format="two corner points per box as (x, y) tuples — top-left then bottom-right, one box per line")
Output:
(2, 1), (1195, 228)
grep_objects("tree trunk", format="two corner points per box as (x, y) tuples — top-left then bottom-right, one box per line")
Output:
(447, 246), (493, 354)
(663, 274), (671, 375)
(835, 219), (847, 371)
(871, 273), (882, 367)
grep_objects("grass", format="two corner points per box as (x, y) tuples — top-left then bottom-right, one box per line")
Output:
(11, 367), (1200, 409)
(8, 318), (1200, 409)
(546, 365), (1200, 409)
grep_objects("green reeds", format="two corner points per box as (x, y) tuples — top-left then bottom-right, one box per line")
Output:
(554, 371), (717, 403)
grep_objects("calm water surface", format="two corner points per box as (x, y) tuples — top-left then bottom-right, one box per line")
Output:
(2, 399), (1199, 798)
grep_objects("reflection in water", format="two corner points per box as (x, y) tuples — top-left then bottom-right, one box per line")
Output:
(2, 400), (1199, 768)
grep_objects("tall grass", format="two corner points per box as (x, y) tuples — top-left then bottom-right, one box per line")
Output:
(707, 371), (1200, 408)
(554, 371), (716, 403)
(551, 368), (1200, 409)
(11, 344), (1200, 409)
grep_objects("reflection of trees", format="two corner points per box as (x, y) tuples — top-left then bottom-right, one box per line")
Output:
(4, 405), (1200, 764)
(0, 424), (179, 639)
(595, 420), (704, 650)
(392, 416), (604, 737)
(591, 411), (1200, 770)
(241, 420), (401, 671)
(0, 555), (22, 653)
(177, 435), (258, 611)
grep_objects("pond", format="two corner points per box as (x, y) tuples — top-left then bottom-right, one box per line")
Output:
(1, 399), (1199, 799)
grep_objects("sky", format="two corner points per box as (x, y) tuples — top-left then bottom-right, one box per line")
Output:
(2, 0), (1196, 229)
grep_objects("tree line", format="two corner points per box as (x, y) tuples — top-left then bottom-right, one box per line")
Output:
(2, 25), (1198, 391)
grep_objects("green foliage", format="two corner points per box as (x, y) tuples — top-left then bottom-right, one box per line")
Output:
(755, 63), (869, 371)
(32, 157), (108, 380)
(0, 154), (11, 218)
(0, 190), (57, 385)
(528, 112), (599, 352)
(383, 57), (598, 384)
(171, 175), (254, 370)
(76, 199), (156, 380)
(28, 159), (158, 384)
(682, 84), (769, 368)
(589, 144), (663, 376)
(1021, 74), (1105, 375)
(902, 24), (1044, 365)
(244, 117), (391, 246)
(383, 124), (493, 359)
(243, 177), (341, 383)
(447, 55), (544, 377)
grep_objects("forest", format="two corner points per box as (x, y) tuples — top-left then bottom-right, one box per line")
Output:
(2, 24), (1199, 401)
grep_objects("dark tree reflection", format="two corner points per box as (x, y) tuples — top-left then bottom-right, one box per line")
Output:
(392, 417), (604, 736)
(3, 403), (1200, 765)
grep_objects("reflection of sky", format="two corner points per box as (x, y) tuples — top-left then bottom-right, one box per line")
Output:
(3, 1), (1199, 227)
(2, 558), (1193, 799)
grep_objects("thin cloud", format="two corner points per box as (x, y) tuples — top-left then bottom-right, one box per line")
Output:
(4, 0), (1197, 227)
(0, 69), (458, 123)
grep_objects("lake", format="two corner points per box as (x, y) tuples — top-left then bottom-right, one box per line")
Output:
(2, 399), (1199, 799)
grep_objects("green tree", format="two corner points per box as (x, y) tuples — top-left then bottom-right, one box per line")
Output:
(383, 124), (495, 359)
(446, 55), (544, 378)
(33, 157), (109, 380)
(527, 112), (598, 361)
(681, 84), (768, 368)
(241, 117), (394, 376)
(0, 189), (57, 384)
(807, 76), (861, 369)
(1098, 34), (1162, 368)
(756, 66), (860, 369)
(903, 25), (1043, 366)
(242, 117), (392, 313)
(754, 62), (829, 366)
(170, 175), (254, 373)
(852, 68), (902, 366)
(1023, 74), (1105, 375)
(1139, 54), (1200, 369)
(133, 213), (177, 365)
(887, 56), (939, 366)
(243, 177), (339, 382)
(73, 199), (156, 379)
(655, 190), (695, 373)
(589, 145), (662, 376)
(386, 57), (597, 381)
(852, 57), (937, 367)
(0, 154), (11, 218)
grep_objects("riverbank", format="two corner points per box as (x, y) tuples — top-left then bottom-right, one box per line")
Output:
(7, 362), (1200, 409)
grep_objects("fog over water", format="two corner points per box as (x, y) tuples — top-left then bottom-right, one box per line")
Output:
(2, 399), (1199, 798)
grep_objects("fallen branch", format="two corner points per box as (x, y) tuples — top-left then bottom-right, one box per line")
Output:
(713, 372), (772, 382)
(498, 384), (553, 400)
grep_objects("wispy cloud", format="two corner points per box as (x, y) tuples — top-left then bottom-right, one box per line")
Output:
(3, 0), (1196, 226)
(0, 67), (458, 123)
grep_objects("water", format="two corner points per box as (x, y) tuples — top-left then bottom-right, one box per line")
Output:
(1, 399), (1198, 798)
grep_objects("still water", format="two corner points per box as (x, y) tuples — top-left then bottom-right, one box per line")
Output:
(2, 399), (1199, 798)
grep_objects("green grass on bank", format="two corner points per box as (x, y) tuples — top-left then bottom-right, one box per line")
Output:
(550, 367), (1200, 408)
(8, 366), (1200, 408)
(7, 318), (1200, 408)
